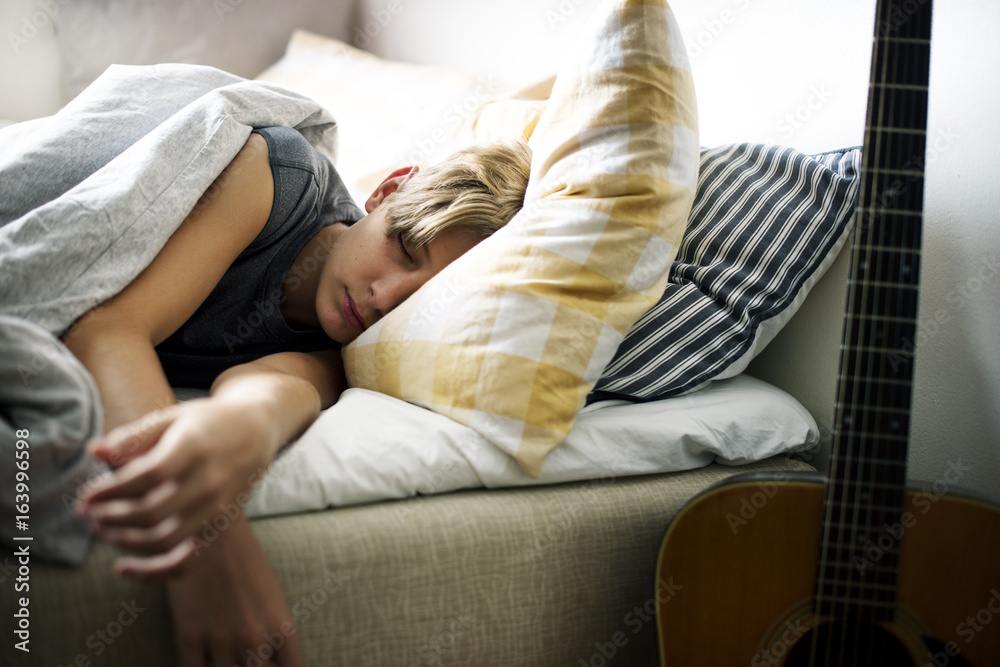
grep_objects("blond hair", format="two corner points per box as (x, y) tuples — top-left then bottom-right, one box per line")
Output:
(383, 139), (532, 248)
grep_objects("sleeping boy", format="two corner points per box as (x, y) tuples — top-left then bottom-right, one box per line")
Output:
(22, 125), (531, 666)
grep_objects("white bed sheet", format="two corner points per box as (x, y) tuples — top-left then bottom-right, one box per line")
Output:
(245, 374), (819, 517)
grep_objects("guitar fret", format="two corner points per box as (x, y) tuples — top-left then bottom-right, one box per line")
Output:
(861, 167), (925, 177)
(844, 289), (919, 323)
(828, 484), (907, 496)
(820, 562), (902, 582)
(822, 530), (904, 545)
(869, 80), (928, 89)
(827, 490), (907, 502)
(845, 278), (919, 290)
(832, 430), (910, 443)
(860, 182), (925, 211)
(840, 344), (915, 356)
(818, 563), (901, 580)
(827, 505), (907, 515)
(842, 374), (911, 386)
(824, 500), (912, 520)
(834, 434), (911, 448)
(828, 478), (907, 492)
(816, 577), (898, 592)
(843, 317), (917, 331)
(823, 518), (906, 532)
(823, 554), (901, 567)
(865, 126), (926, 135)
(827, 468), (907, 483)
(829, 454), (909, 466)
(873, 36), (930, 45)
(856, 209), (923, 219)
(829, 474), (906, 489)
(837, 401), (913, 418)
(844, 308), (919, 320)
(827, 476), (908, 489)
(814, 594), (895, 609)
(835, 401), (911, 414)
(851, 245), (922, 256)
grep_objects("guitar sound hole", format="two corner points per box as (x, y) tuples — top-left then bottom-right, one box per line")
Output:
(782, 618), (914, 667)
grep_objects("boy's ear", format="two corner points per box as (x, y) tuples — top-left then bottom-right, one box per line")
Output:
(364, 165), (419, 214)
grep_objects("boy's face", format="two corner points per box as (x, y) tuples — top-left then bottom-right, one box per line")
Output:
(315, 204), (479, 344)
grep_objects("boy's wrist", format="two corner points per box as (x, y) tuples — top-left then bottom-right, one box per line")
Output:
(210, 374), (319, 459)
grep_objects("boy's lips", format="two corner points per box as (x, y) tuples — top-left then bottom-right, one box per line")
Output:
(343, 290), (367, 331)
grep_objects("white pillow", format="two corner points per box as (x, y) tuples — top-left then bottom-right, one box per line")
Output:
(245, 374), (818, 517)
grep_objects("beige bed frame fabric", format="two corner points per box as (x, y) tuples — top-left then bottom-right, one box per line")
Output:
(7, 456), (812, 666)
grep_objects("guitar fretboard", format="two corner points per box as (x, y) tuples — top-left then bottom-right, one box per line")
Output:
(815, 0), (932, 622)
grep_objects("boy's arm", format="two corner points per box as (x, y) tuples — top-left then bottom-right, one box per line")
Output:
(66, 132), (311, 667)
(64, 131), (274, 431)
(80, 350), (341, 667)
(80, 349), (347, 558)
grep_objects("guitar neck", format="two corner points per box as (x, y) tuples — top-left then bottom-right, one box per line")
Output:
(815, 0), (933, 621)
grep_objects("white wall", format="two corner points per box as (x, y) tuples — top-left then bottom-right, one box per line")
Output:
(0, 0), (62, 121)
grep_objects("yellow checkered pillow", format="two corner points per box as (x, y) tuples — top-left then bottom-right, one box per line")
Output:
(344, 0), (699, 477)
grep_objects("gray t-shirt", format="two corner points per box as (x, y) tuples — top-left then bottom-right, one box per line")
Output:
(156, 126), (363, 388)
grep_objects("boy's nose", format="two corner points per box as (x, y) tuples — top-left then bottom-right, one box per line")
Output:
(368, 273), (420, 320)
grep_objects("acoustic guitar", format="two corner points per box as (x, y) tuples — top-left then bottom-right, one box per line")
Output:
(655, 0), (1000, 664)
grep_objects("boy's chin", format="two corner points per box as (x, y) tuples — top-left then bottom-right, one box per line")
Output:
(339, 331), (362, 345)
(322, 321), (362, 345)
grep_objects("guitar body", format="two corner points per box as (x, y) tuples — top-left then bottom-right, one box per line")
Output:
(656, 471), (1000, 666)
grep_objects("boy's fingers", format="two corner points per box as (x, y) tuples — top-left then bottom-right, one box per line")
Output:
(89, 466), (228, 542)
(86, 479), (180, 527)
(95, 479), (233, 555)
(87, 405), (179, 463)
(79, 445), (187, 510)
(114, 538), (196, 581)
(99, 514), (185, 555)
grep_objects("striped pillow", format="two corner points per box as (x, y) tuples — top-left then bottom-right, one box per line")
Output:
(589, 143), (861, 402)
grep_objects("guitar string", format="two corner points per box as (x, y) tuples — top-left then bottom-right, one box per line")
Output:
(810, 0), (882, 654)
(865, 10), (892, 661)
(869, 15), (919, 664)
(855, 6), (893, 658)
(825, 1), (894, 663)
(864, 2), (895, 659)
(813, 5), (870, 656)
(866, 6), (897, 661)
(866, 4), (929, 662)
(805, 1), (930, 663)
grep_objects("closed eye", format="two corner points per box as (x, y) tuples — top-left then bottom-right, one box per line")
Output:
(396, 233), (414, 264)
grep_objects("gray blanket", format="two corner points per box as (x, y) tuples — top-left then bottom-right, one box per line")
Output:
(0, 63), (342, 564)
(0, 315), (105, 564)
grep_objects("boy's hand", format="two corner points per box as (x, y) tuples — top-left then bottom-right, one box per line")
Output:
(167, 515), (304, 667)
(77, 396), (277, 562)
